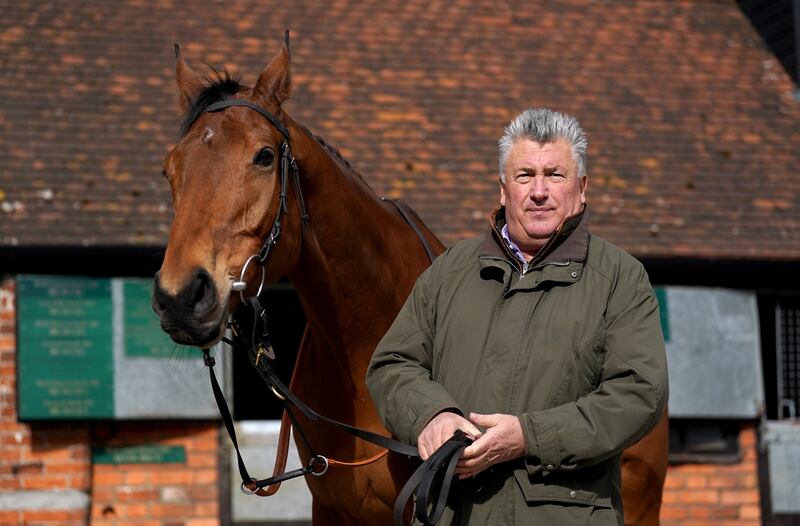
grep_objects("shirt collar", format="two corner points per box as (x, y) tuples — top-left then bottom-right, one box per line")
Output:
(500, 223), (529, 265)
(481, 206), (590, 268)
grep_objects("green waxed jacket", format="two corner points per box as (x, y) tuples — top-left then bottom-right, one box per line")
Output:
(367, 208), (668, 525)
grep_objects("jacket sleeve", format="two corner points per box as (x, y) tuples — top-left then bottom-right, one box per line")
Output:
(366, 265), (463, 446)
(519, 261), (668, 477)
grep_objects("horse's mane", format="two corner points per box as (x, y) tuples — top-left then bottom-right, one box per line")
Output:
(180, 71), (365, 182)
(301, 127), (359, 175)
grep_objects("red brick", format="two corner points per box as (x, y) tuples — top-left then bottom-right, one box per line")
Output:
(663, 474), (685, 490)
(739, 504), (760, 519)
(19, 509), (78, 521)
(93, 470), (125, 486)
(190, 469), (216, 485)
(193, 501), (218, 516)
(0, 511), (20, 524)
(673, 490), (719, 504)
(151, 503), (194, 518)
(659, 505), (689, 520)
(187, 453), (216, 468)
(21, 476), (70, 490)
(691, 505), (739, 519)
(685, 475), (707, 489)
(116, 488), (159, 502)
(719, 490), (759, 505)
(116, 503), (148, 518)
(123, 471), (150, 485)
(91, 486), (116, 501)
(707, 475), (739, 489)
(150, 471), (193, 485)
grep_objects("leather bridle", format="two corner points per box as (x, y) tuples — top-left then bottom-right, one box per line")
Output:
(206, 99), (310, 265)
(191, 95), (468, 526)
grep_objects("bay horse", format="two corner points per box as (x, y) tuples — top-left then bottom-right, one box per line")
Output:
(152, 37), (668, 525)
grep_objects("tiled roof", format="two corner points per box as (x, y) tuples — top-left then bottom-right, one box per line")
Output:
(1, 1), (798, 259)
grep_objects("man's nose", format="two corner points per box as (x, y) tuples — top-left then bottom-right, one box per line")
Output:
(530, 176), (548, 202)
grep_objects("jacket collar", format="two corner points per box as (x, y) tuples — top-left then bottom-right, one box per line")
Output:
(480, 205), (590, 269)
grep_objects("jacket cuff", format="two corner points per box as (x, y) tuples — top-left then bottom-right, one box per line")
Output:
(520, 412), (561, 477)
(406, 388), (463, 445)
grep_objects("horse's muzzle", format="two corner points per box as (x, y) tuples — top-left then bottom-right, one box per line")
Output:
(152, 267), (226, 346)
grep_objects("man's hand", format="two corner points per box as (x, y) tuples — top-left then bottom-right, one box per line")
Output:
(456, 412), (524, 479)
(418, 411), (483, 460)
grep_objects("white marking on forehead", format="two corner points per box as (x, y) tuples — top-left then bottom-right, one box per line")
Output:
(202, 127), (215, 144)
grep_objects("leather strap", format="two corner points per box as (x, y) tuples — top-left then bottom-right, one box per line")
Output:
(200, 99), (309, 266)
(382, 197), (437, 263)
(393, 430), (472, 526)
(205, 99), (290, 139)
(202, 348), (325, 495)
(247, 342), (420, 458)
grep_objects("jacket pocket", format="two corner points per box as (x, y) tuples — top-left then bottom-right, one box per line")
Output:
(513, 470), (613, 509)
(546, 320), (607, 405)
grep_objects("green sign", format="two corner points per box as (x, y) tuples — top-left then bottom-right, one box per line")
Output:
(654, 287), (670, 342)
(92, 445), (186, 464)
(123, 279), (181, 358)
(17, 276), (115, 419)
(17, 274), (229, 420)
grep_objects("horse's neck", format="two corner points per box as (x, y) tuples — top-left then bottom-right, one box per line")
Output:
(285, 127), (428, 373)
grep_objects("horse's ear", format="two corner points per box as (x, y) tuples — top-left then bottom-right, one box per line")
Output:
(174, 44), (205, 113)
(252, 39), (291, 106)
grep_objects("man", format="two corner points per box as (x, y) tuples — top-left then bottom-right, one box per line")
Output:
(367, 108), (668, 525)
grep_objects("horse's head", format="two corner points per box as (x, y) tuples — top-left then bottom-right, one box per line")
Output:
(153, 39), (303, 347)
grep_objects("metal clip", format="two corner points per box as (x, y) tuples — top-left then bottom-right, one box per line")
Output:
(233, 254), (266, 301)
(309, 455), (329, 477)
(255, 344), (276, 366)
(240, 477), (258, 495)
(270, 384), (287, 401)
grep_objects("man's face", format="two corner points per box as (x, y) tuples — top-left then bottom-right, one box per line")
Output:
(500, 138), (587, 257)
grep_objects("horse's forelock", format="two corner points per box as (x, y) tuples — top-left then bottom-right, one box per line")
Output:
(179, 70), (245, 137)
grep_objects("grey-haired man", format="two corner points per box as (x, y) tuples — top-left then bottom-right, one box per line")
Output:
(368, 108), (667, 525)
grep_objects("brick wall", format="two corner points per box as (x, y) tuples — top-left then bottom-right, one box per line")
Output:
(89, 422), (220, 526)
(661, 423), (761, 525)
(1, 277), (90, 526)
(0, 276), (220, 526)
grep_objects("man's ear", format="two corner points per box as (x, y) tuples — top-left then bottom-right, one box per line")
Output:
(500, 181), (507, 208)
(579, 174), (588, 204)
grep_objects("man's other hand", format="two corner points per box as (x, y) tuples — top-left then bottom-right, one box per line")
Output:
(456, 412), (524, 479)
(418, 411), (483, 460)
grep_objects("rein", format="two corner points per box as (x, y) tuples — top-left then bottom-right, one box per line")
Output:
(195, 97), (470, 525)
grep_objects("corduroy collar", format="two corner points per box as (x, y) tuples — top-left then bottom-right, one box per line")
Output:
(480, 205), (590, 269)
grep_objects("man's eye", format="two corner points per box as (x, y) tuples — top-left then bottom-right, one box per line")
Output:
(515, 174), (532, 182)
(253, 147), (275, 167)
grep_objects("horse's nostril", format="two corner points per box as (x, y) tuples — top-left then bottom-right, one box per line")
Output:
(191, 269), (217, 316)
(193, 274), (208, 305)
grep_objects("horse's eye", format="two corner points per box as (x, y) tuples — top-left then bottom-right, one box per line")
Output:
(253, 147), (275, 167)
